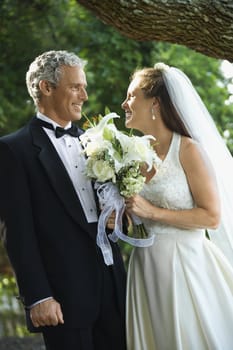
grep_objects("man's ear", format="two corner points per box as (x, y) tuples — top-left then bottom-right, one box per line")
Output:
(39, 80), (53, 96)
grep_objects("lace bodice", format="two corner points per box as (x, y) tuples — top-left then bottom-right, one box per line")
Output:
(140, 133), (200, 235)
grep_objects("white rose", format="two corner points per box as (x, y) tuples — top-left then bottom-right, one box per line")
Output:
(85, 141), (100, 157)
(92, 160), (115, 182)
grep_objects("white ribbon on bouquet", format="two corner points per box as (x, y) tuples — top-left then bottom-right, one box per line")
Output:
(95, 182), (155, 265)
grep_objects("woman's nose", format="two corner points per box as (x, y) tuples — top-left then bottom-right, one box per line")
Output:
(121, 99), (127, 109)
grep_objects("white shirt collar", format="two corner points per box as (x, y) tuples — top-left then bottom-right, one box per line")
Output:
(36, 112), (72, 130)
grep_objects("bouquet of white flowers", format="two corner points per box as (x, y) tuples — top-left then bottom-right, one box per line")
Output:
(80, 112), (161, 265)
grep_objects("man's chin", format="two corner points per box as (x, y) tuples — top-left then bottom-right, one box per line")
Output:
(71, 113), (82, 121)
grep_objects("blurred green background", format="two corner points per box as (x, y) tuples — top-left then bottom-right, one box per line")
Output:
(0, 0), (233, 338)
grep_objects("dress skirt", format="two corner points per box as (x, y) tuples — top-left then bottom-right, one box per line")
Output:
(126, 230), (233, 350)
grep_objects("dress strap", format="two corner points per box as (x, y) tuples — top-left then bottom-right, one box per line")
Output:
(164, 133), (181, 165)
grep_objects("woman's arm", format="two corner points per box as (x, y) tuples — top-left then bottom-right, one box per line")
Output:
(125, 137), (220, 230)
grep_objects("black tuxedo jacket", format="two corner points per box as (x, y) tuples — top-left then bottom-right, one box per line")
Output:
(0, 117), (126, 330)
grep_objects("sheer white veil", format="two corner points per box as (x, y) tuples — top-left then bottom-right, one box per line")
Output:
(155, 63), (233, 266)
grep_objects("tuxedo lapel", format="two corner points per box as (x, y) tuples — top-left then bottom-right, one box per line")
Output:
(29, 117), (97, 239)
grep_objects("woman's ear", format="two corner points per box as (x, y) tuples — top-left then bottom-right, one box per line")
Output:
(152, 97), (160, 108)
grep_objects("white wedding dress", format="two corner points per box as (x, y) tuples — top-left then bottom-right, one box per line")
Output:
(126, 132), (233, 350)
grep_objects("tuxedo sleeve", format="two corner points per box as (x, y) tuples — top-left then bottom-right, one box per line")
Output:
(0, 141), (52, 306)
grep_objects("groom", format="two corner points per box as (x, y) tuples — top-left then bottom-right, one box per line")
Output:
(0, 50), (126, 350)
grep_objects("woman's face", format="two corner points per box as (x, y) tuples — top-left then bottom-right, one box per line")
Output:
(121, 76), (154, 131)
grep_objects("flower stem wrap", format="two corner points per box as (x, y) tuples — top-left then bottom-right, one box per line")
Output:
(95, 182), (155, 265)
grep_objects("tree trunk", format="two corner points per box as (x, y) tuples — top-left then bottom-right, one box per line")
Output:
(77, 0), (233, 61)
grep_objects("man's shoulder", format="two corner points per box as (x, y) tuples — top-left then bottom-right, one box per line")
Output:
(0, 119), (35, 157)
(0, 118), (34, 145)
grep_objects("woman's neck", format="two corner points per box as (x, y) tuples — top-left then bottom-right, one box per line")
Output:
(153, 129), (173, 161)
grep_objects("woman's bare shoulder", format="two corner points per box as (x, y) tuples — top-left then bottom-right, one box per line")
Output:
(180, 135), (212, 172)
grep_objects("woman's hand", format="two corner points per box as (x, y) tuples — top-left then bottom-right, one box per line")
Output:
(125, 194), (155, 219)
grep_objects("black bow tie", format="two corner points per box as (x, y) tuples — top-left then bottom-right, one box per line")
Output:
(55, 125), (79, 138)
(36, 119), (79, 138)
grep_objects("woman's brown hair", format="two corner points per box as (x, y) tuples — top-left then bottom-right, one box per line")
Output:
(131, 68), (191, 137)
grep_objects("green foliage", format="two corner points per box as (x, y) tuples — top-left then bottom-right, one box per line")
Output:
(0, 274), (29, 337)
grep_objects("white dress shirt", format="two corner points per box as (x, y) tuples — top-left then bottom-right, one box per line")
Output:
(37, 112), (98, 223)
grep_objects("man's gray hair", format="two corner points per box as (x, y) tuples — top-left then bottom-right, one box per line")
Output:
(26, 50), (87, 106)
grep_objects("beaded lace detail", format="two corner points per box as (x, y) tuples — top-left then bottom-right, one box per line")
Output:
(140, 133), (201, 236)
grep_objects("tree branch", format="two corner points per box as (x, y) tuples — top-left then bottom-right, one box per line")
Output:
(77, 0), (233, 61)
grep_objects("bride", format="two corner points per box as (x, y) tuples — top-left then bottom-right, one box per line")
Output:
(122, 63), (233, 350)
